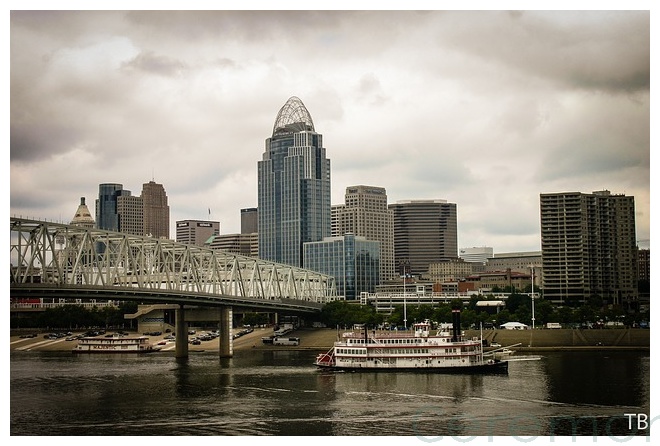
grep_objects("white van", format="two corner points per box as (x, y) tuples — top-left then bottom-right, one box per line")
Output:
(546, 322), (562, 329)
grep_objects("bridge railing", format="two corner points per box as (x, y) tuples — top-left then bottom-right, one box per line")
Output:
(10, 217), (337, 304)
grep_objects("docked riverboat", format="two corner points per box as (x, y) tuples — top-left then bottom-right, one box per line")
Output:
(72, 336), (161, 354)
(315, 310), (508, 373)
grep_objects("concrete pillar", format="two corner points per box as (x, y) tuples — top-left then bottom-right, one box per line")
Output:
(219, 306), (233, 358)
(175, 305), (189, 359)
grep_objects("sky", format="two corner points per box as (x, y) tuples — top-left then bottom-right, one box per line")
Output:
(8, 3), (652, 254)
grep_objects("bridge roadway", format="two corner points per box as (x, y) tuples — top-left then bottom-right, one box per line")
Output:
(10, 217), (337, 357)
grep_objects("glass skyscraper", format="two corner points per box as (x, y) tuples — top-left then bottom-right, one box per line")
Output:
(304, 234), (380, 300)
(258, 97), (331, 267)
(96, 183), (125, 231)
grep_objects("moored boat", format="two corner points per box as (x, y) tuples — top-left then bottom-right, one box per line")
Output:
(72, 336), (161, 354)
(315, 309), (508, 373)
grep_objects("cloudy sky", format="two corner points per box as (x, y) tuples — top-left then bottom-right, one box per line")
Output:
(9, 5), (651, 254)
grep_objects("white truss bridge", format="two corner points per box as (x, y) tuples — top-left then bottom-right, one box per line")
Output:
(10, 217), (337, 312)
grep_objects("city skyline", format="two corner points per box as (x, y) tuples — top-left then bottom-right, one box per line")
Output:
(9, 8), (651, 254)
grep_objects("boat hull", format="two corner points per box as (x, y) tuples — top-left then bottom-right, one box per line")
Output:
(315, 360), (508, 374)
(72, 347), (161, 354)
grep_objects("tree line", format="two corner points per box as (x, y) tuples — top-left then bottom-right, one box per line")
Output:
(11, 302), (139, 330)
(318, 294), (645, 329)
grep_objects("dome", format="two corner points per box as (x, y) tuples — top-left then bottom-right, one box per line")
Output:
(272, 96), (315, 136)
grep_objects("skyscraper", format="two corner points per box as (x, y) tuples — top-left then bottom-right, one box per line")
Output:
(96, 181), (170, 238)
(332, 185), (394, 283)
(241, 207), (258, 234)
(142, 181), (170, 238)
(258, 96), (331, 267)
(540, 190), (638, 308)
(389, 199), (458, 277)
(116, 193), (143, 236)
(96, 183), (125, 231)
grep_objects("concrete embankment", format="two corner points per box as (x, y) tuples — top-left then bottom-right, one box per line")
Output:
(467, 328), (650, 351)
(10, 327), (650, 353)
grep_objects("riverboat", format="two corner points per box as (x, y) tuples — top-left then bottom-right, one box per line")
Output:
(315, 310), (508, 373)
(72, 336), (161, 354)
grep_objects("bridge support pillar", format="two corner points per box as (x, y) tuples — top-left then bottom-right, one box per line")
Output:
(219, 306), (233, 358)
(175, 305), (189, 359)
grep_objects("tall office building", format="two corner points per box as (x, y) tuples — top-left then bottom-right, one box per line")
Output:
(389, 199), (458, 277)
(241, 208), (258, 234)
(304, 234), (380, 300)
(258, 96), (331, 267)
(332, 185), (394, 283)
(540, 190), (638, 308)
(96, 181), (170, 238)
(96, 183), (125, 231)
(142, 181), (170, 239)
(176, 220), (220, 247)
(116, 194), (143, 236)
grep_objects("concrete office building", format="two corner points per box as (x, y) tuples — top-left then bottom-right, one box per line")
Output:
(258, 96), (331, 267)
(540, 190), (638, 308)
(176, 220), (220, 247)
(389, 199), (458, 278)
(207, 233), (259, 258)
(304, 234), (380, 300)
(116, 194), (143, 236)
(332, 185), (394, 283)
(427, 258), (474, 283)
(459, 247), (493, 264)
(486, 251), (542, 288)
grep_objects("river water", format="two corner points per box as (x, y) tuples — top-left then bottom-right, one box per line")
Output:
(10, 349), (651, 439)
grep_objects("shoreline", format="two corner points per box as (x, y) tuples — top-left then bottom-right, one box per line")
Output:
(10, 327), (650, 354)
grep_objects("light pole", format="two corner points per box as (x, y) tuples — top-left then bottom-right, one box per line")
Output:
(530, 265), (535, 330)
(403, 274), (407, 330)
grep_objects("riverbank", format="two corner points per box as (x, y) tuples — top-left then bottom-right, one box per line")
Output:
(11, 326), (650, 354)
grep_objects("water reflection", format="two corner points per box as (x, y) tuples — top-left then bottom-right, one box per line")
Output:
(10, 349), (650, 436)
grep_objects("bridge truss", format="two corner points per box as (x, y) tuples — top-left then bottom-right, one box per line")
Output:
(10, 218), (337, 307)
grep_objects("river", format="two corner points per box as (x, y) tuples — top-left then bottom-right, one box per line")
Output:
(10, 349), (651, 439)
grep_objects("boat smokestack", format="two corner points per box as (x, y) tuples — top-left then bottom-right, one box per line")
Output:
(451, 309), (461, 342)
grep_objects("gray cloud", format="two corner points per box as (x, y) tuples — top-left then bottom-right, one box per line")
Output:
(9, 9), (651, 253)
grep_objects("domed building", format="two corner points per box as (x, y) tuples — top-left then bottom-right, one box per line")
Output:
(70, 197), (95, 228)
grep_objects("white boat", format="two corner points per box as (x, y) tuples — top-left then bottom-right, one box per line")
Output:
(315, 310), (508, 373)
(72, 336), (161, 354)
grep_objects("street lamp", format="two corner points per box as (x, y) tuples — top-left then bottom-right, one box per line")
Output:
(403, 274), (407, 330)
(530, 265), (535, 330)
